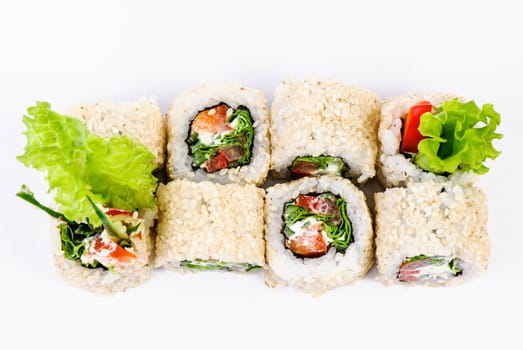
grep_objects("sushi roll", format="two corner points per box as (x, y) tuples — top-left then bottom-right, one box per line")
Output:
(17, 100), (162, 293)
(264, 176), (374, 294)
(270, 79), (380, 183)
(374, 180), (489, 286)
(155, 179), (265, 272)
(377, 94), (502, 187)
(166, 82), (270, 185)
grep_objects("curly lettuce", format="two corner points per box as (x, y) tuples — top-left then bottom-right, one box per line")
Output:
(17, 101), (157, 225)
(414, 99), (502, 174)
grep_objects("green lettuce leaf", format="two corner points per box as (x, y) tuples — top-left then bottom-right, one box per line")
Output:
(414, 99), (502, 174)
(328, 197), (353, 251)
(17, 101), (157, 225)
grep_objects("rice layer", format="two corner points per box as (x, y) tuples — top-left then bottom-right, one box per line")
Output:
(166, 82), (270, 185)
(264, 176), (374, 294)
(374, 181), (489, 286)
(71, 97), (166, 166)
(155, 179), (265, 270)
(270, 79), (380, 183)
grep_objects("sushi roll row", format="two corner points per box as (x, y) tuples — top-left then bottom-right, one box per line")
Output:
(157, 83), (269, 275)
(375, 94), (501, 286)
(164, 80), (381, 185)
(16, 79), (501, 294)
(262, 81), (379, 294)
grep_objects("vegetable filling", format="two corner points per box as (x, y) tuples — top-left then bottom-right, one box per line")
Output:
(186, 103), (254, 173)
(180, 259), (262, 272)
(398, 255), (463, 282)
(290, 156), (348, 178)
(400, 99), (502, 175)
(18, 186), (143, 270)
(282, 192), (353, 258)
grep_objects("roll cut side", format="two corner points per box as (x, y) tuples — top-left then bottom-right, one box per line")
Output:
(167, 82), (270, 185)
(270, 79), (380, 183)
(155, 179), (265, 272)
(374, 181), (490, 286)
(52, 208), (156, 294)
(265, 176), (374, 294)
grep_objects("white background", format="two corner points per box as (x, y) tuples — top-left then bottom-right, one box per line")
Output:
(1, 1), (521, 349)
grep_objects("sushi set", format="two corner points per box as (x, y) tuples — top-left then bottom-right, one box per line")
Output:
(16, 80), (502, 294)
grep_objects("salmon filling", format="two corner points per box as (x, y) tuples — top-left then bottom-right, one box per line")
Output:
(398, 255), (463, 282)
(289, 155), (348, 179)
(78, 209), (144, 269)
(186, 103), (254, 172)
(282, 192), (353, 258)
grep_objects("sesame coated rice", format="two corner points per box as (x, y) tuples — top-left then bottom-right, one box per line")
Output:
(374, 180), (489, 286)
